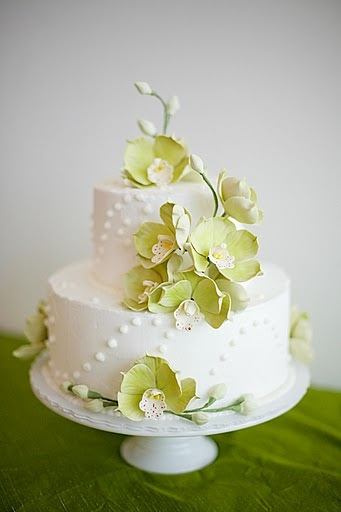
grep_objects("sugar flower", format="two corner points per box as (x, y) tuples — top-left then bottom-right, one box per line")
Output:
(118, 355), (196, 421)
(13, 300), (48, 359)
(289, 306), (314, 364)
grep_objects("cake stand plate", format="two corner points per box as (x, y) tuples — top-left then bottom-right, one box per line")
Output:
(30, 353), (310, 474)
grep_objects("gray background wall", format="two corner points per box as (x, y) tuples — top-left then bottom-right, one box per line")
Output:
(1, 0), (340, 389)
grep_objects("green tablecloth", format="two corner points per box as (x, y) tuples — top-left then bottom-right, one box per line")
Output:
(1, 333), (340, 512)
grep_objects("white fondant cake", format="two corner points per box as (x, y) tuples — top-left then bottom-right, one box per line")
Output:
(47, 259), (290, 404)
(18, 82), (310, 424)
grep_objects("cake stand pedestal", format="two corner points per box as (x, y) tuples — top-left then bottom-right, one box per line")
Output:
(30, 354), (310, 474)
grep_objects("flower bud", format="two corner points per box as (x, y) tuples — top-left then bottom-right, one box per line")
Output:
(208, 383), (227, 401)
(72, 384), (89, 399)
(191, 412), (209, 425)
(134, 81), (153, 95)
(167, 95), (180, 115)
(85, 399), (104, 412)
(240, 394), (258, 415)
(190, 154), (204, 174)
(138, 119), (157, 137)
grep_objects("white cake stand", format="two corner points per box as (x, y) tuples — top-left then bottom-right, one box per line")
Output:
(30, 353), (310, 474)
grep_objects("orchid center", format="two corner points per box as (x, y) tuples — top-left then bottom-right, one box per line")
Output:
(139, 388), (167, 419)
(209, 243), (235, 269)
(151, 234), (175, 263)
(147, 158), (174, 187)
(174, 299), (201, 331)
(138, 280), (159, 303)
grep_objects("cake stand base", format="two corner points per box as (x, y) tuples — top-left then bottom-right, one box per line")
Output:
(120, 435), (218, 474)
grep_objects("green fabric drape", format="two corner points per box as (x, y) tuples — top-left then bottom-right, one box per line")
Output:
(1, 333), (340, 512)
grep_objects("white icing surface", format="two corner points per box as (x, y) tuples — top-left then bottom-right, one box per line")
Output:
(91, 179), (213, 287)
(47, 260), (290, 402)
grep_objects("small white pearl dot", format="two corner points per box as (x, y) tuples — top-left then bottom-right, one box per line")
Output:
(104, 221), (111, 230)
(239, 327), (246, 335)
(107, 338), (118, 348)
(229, 339), (235, 347)
(73, 371), (81, 379)
(91, 297), (99, 304)
(131, 317), (142, 326)
(114, 202), (122, 211)
(152, 318), (162, 326)
(117, 228), (124, 236)
(49, 315), (55, 324)
(123, 194), (132, 203)
(49, 335), (56, 344)
(253, 320), (259, 327)
(95, 352), (106, 362)
(158, 344), (168, 354)
(97, 246), (104, 254)
(100, 233), (108, 241)
(48, 360), (53, 368)
(164, 330), (174, 339)
(209, 368), (216, 376)
(220, 353), (228, 362)
(135, 193), (146, 202)
(83, 363), (92, 372)
(106, 209), (114, 217)
(122, 217), (131, 226)
(119, 324), (128, 334)
(61, 372), (68, 380)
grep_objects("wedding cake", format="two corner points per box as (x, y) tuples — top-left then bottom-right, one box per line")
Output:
(15, 82), (313, 424)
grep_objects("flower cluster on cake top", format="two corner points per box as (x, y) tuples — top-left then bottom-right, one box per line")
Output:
(123, 82), (264, 330)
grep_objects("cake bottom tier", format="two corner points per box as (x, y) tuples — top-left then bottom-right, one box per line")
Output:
(46, 261), (291, 406)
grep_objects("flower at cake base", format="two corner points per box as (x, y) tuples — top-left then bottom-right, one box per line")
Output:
(289, 306), (314, 364)
(218, 170), (264, 224)
(123, 135), (190, 188)
(189, 216), (261, 282)
(117, 355), (197, 421)
(13, 300), (48, 359)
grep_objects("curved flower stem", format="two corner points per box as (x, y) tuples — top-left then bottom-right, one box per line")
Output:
(151, 92), (170, 134)
(199, 172), (219, 217)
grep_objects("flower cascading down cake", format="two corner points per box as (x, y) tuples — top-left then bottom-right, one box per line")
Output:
(14, 82), (313, 425)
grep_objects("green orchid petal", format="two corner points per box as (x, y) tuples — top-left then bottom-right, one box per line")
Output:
(202, 294), (231, 329)
(156, 363), (182, 403)
(120, 363), (156, 395)
(123, 298), (147, 311)
(167, 253), (184, 280)
(123, 138), (155, 186)
(124, 265), (164, 300)
(225, 229), (259, 261)
(117, 392), (145, 421)
(216, 279), (250, 311)
(159, 280), (192, 308)
(172, 205), (191, 250)
(186, 245), (209, 272)
(168, 377), (197, 414)
(190, 217), (236, 258)
(219, 260), (262, 282)
(148, 285), (176, 314)
(12, 343), (44, 360)
(173, 157), (190, 182)
(134, 222), (174, 259)
(192, 277), (222, 314)
(159, 202), (175, 230)
(223, 197), (260, 224)
(136, 355), (169, 375)
(174, 270), (201, 290)
(154, 135), (187, 167)
(24, 312), (47, 344)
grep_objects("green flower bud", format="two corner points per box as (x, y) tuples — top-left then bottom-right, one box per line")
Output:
(190, 154), (204, 174)
(138, 119), (157, 137)
(208, 383), (227, 401)
(167, 95), (180, 115)
(84, 399), (104, 412)
(134, 81), (153, 95)
(61, 380), (73, 393)
(240, 394), (258, 415)
(191, 412), (209, 425)
(72, 384), (89, 399)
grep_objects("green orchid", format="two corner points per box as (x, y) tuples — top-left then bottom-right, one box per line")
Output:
(148, 271), (231, 329)
(289, 306), (314, 364)
(13, 300), (48, 359)
(117, 355), (197, 421)
(134, 202), (191, 269)
(123, 263), (168, 311)
(189, 216), (261, 282)
(123, 135), (191, 188)
(217, 170), (264, 224)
